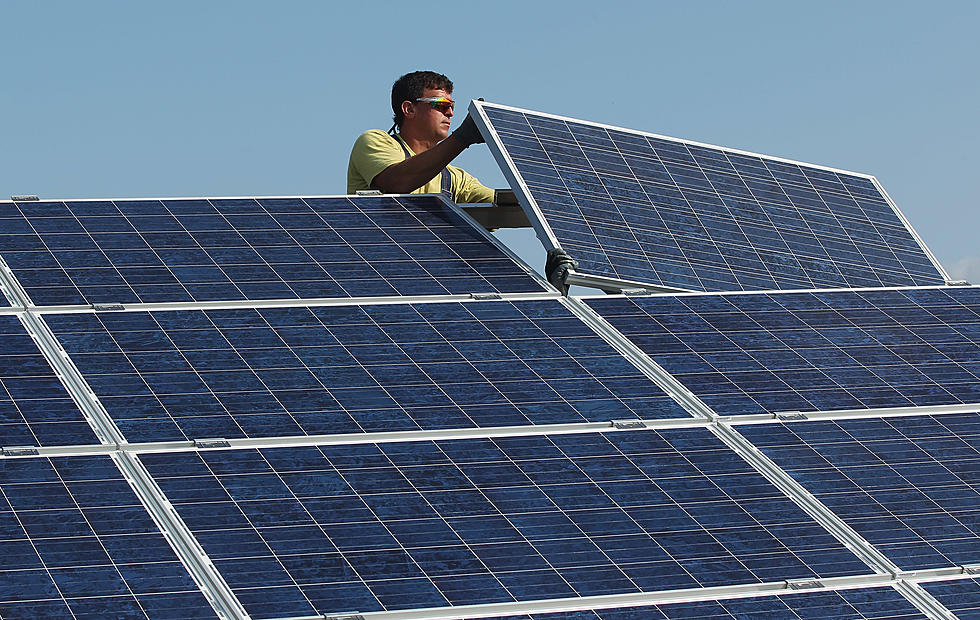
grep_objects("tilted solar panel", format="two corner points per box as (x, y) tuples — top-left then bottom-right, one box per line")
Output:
(587, 286), (980, 416)
(739, 413), (980, 570)
(138, 430), (869, 617)
(0, 195), (547, 306)
(474, 101), (946, 293)
(0, 455), (216, 618)
(0, 314), (99, 447)
(472, 586), (927, 619)
(43, 299), (690, 442)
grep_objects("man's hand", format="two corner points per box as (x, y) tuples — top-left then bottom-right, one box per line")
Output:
(545, 248), (578, 293)
(452, 112), (485, 148)
(493, 189), (518, 206)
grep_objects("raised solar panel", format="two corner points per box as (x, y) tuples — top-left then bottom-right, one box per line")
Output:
(474, 586), (926, 619)
(0, 314), (99, 447)
(138, 430), (870, 618)
(474, 101), (946, 293)
(43, 299), (690, 442)
(0, 455), (216, 618)
(0, 194), (547, 306)
(921, 578), (980, 618)
(739, 413), (980, 570)
(586, 286), (980, 416)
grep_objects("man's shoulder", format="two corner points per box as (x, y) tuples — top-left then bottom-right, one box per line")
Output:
(353, 129), (398, 147)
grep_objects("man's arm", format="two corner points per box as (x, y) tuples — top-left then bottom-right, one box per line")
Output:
(372, 114), (485, 194)
(371, 135), (468, 194)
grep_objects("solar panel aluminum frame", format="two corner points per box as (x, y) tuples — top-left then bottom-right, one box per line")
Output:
(0, 192), (557, 310)
(23, 417), (711, 459)
(0, 253), (28, 308)
(471, 100), (951, 294)
(258, 576), (919, 620)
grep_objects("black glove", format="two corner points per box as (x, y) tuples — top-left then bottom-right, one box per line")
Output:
(493, 189), (518, 206)
(545, 248), (578, 292)
(452, 112), (485, 148)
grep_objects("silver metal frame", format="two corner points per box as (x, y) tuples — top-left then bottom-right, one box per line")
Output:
(470, 102), (563, 251)
(471, 100), (950, 292)
(264, 568), (980, 620)
(565, 269), (692, 294)
(574, 281), (980, 302)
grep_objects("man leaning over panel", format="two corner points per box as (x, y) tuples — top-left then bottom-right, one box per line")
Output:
(347, 70), (514, 205)
(347, 70), (576, 291)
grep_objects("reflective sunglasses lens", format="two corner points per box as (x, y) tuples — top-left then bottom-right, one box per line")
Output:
(418, 97), (454, 113)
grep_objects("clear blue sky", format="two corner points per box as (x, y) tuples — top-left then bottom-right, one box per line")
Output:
(3, 1), (977, 282)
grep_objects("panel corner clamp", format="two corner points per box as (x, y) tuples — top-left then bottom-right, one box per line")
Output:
(2, 446), (40, 457)
(194, 439), (232, 449)
(611, 420), (647, 429)
(785, 578), (824, 590)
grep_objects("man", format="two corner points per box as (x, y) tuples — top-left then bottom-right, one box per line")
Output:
(346, 70), (497, 203)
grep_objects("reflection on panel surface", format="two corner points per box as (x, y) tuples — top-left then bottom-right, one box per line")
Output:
(139, 429), (869, 617)
(0, 455), (215, 619)
(474, 586), (925, 619)
(588, 286), (980, 416)
(45, 300), (689, 442)
(0, 315), (99, 447)
(0, 195), (546, 306)
(479, 102), (944, 292)
(740, 413), (980, 570)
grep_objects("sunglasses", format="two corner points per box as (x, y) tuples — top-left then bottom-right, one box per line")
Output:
(415, 97), (455, 114)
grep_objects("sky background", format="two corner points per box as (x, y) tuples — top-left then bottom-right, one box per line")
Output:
(3, 1), (978, 285)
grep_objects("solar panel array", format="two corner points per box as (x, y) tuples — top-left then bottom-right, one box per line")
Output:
(0, 102), (975, 620)
(44, 300), (688, 443)
(0, 195), (546, 306)
(586, 286), (980, 416)
(739, 413), (980, 570)
(474, 101), (946, 293)
(139, 430), (869, 616)
(0, 455), (217, 618)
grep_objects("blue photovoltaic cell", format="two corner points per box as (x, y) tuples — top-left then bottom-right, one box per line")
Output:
(739, 413), (980, 570)
(479, 102), (945, 292)
(0, 195), (546, 306)
(44, 299), (690, 442)
(474, 586), (925, 619)
(0, 455), (216, 619)
(587, 286), (980, 416)
(138, 429), (869, 618)
(0, 315), (99, 447)
(921, 578), (980, 618)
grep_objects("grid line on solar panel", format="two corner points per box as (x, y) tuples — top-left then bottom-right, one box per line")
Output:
(42, 299), (691, 443)
(0, 454), (217, 618)
(137, 429), (870, 617)
(475, 102), (945, 292)
(738, 413), (980, 571)
(920, 577), (980, 618)
(0, 195), (547, 307)
(0, 314), (101, 448)
(586, 286), (980, 417)
(470, 586), (927, 619)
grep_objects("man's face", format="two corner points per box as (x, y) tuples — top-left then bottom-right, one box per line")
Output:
(412, 87), (454, 141)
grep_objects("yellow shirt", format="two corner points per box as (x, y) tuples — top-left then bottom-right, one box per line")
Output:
(347, 129), (495, 203)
